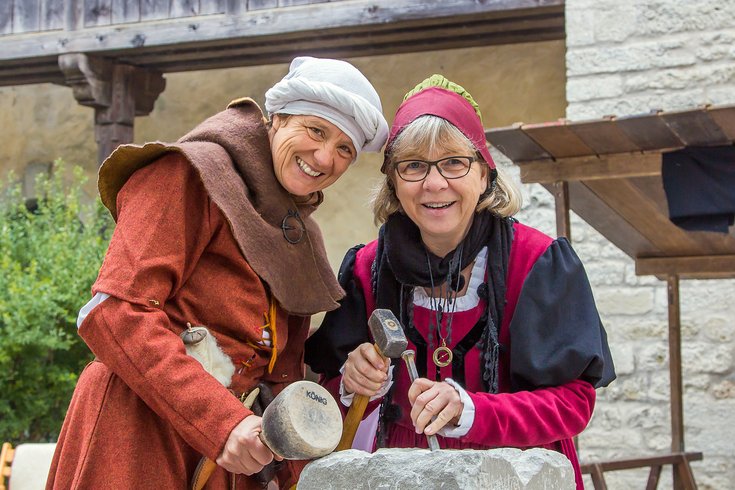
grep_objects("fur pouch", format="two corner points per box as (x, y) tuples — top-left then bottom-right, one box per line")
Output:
(181, 324), (236, 387)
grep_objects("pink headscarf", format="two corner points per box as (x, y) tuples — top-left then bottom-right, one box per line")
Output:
(382, 87), (496, 172)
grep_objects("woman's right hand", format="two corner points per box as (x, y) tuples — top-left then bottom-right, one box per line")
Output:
(342, 342), (391, 397)
(216, 415), (280, 475)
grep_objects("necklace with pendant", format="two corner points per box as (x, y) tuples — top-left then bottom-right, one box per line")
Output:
(432, 303), (454, 368)
(425, 245), (463, 370)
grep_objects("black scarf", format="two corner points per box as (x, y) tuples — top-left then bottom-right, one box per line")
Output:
(372, 210), (514, 446)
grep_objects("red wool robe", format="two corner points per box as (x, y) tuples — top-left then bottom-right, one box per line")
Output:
(47, 156), (309, 489)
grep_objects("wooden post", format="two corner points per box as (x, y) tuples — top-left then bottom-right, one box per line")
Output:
(552, 180), (571, 240)
(552, 179), (577, 452)
(667, 274), (685, 489)
(59, 53), (166, 165)
(94, 64), (136, 164)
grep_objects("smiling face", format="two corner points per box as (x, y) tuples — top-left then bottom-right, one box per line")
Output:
(389, 120), (488, 257)
(268, 114), (357, 197)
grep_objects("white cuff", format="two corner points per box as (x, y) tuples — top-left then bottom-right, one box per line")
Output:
(436, 378), (475, 438)
(339, 364), (394, 407)
(77, 292), (110, 329)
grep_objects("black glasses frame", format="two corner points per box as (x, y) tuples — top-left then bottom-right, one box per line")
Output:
(393, 155), (475, 182)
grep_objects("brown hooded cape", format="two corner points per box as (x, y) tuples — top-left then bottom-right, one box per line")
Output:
(98, 97), (344, 315)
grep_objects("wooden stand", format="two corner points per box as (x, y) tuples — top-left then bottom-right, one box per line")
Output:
(551, 181), (700, 489)
(581, 452), (702, 490)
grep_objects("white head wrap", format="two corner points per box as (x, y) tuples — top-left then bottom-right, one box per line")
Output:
(265, 57), (389, 154)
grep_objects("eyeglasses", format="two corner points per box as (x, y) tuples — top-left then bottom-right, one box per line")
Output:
(394, 156), (475, 182)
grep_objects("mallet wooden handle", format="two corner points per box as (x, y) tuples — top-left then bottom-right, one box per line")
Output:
(336, 343), (385, 451)
(191, 388), (260, 490)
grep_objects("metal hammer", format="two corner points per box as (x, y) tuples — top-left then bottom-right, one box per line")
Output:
(191, 380), (342, 490)
(336, 308), (408, 451)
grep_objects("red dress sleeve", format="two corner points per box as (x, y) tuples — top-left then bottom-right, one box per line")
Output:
(462, 379), (596, 447)
(79, 154), (251, 461)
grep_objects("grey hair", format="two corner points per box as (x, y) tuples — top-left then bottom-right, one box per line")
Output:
(371, 115), (522, 224)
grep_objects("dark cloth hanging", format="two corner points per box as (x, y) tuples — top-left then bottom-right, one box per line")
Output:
(662, 145), (735, 233)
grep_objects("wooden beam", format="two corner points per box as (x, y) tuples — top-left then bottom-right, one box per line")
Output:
(636, 255), (735, 278)
(584, 179), (704, 255)
(0, 0), (564, 68)
(519, 152), (662, 184)
(549, 181), (657, 259)
(581, 452), (703, 473)
(116, 13), (564, 68)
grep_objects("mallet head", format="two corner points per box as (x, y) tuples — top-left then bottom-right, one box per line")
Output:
(260, 380), (343, 460)
(368, 309), (408, 358)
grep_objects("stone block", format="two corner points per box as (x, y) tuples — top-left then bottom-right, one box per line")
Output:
(298, 448), (575, 490)
(595, 287), (655, 316)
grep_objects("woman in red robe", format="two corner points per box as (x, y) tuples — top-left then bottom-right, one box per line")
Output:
(46, 57), (388, 490)
(306, 75), (615, 489)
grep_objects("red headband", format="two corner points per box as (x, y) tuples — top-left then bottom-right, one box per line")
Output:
(382, 87), (495, 172)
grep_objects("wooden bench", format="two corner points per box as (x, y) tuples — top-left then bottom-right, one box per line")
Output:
(581, 452), (703, 490)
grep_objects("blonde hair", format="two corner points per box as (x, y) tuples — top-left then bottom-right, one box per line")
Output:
(372, 116), (522, 224)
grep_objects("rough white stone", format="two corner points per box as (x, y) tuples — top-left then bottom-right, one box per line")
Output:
(712, 379), (735, 399)
(565, 8), (596, 46)
(608, 344), (635, 375)
(567, 42), (696, 77)
(682, 343), (733, 374)
(595, 287), (655, 316)
(566, 75), (624, 102)
(592, 6), (638, 43)
(700, 316), (734, 343)
(582, 260), (626, 285)
(624, 404), (668, 431)
(608, 319), (667, 341)
(298, 448), (576, 490)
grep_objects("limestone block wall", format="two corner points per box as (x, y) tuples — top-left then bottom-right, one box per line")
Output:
(561, 1), (735, 488)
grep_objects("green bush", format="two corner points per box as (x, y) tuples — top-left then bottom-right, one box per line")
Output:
(0, 160), (113, 443)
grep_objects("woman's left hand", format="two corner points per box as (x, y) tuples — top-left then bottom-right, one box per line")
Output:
(407, 378), (464, 436)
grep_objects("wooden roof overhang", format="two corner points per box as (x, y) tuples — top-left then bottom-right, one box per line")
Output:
(0, 0), (565, 87)
(488, 106), (735, 486)
(486, 104), (735, 281)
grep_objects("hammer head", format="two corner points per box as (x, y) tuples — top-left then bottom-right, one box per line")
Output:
(260, 380), (343, 460)
(368, 309), (408, 358)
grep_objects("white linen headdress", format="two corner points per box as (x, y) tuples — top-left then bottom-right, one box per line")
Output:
(265, 57), (389, 153)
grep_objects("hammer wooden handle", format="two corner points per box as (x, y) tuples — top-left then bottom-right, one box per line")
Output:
(336, 391), (370, 451)
(336, 343), (384, 451)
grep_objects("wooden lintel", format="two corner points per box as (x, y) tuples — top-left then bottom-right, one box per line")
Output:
(636, 255), (735, 278)
(519, 152), (662, 184)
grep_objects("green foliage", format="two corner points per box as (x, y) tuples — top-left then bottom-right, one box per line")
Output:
(0, 160), (113, 443)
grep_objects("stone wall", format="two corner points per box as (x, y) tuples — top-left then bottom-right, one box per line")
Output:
(561, 1), (735, 488)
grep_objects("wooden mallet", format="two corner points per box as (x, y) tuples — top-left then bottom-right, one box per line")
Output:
(191, 380), (342, 490)
(336, 309), (408, 451)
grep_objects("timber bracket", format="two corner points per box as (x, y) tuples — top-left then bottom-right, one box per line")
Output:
(58, 53), (166, 163)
